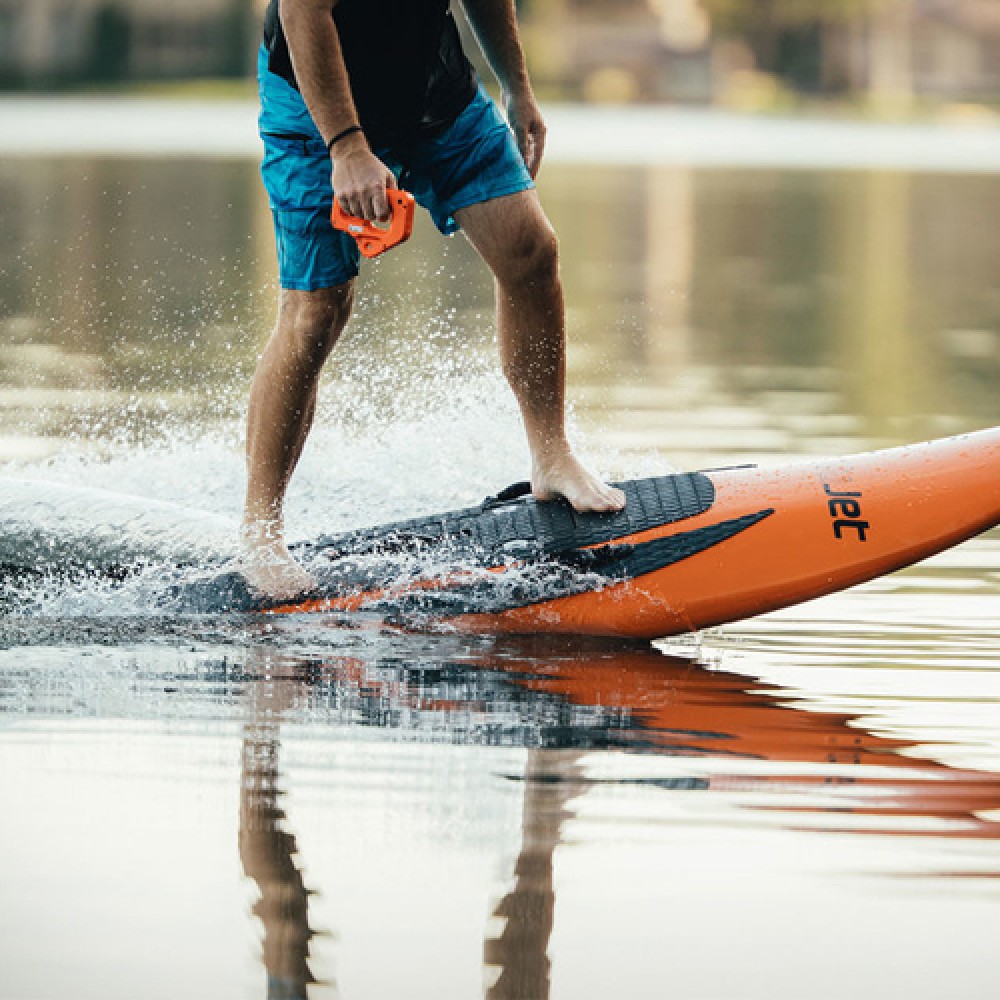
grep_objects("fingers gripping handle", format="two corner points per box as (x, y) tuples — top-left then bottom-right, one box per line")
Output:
(331, 189), (416, 259)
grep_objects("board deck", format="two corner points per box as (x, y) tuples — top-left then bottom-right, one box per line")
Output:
(255, 427), (1000, 639)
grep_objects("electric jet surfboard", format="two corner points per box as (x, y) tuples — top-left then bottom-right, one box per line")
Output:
(250, 427), (1000, 639)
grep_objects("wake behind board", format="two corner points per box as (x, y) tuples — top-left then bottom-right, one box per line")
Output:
(258, 427), (1000, 639)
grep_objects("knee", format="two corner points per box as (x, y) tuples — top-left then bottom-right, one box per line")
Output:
(496, 221), (560, 289)
(277, 283), (354, 367)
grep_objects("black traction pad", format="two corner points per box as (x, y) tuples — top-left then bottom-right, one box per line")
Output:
(298, 471), (716, 567)
(171, 473), (779, 615)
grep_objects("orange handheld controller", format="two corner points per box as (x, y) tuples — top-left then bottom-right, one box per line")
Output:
(331, 188), (415, 258)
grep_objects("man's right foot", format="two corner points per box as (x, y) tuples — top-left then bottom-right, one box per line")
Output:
(531, 449), (626, 514)
(239, 521), (317, 601)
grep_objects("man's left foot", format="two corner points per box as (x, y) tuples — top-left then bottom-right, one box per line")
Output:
(531, 450), (626, 513)
(239, 520), (317, 601)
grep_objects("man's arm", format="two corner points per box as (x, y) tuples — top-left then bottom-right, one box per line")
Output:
(280, 0), (394, 221)
(460, 0), (546, 178)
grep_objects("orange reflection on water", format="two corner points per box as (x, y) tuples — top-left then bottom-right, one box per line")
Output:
(237, 637), (1000, 998)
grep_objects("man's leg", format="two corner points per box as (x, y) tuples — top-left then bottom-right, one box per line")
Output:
(456, 190), (625, 513)
(241, 282), (354, 598)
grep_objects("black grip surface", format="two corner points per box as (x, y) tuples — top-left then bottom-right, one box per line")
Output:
(301, 472), (716, 565)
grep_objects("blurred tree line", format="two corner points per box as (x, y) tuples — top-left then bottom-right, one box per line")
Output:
(0, 0), (256, 90)
(3, 0), (997, 109)
(516, 0), (997, 110)
(703, 0), (879, 90)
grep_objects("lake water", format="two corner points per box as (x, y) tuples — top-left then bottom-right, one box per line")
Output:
(2, 114), (1000, 999)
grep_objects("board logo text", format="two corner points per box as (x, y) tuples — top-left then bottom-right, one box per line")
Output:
(823, 483), (870, 541)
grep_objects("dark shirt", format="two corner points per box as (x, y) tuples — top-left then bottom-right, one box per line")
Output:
(263, 0), (478, 148)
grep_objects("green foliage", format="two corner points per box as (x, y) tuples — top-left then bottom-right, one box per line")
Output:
(88, 3), (131, 83)
(219, 1), (256, 78)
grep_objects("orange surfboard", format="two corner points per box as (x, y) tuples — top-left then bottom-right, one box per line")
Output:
(268, 428), (1000, 639)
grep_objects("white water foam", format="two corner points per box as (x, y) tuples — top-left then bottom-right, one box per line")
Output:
(1, 359), (637, 618)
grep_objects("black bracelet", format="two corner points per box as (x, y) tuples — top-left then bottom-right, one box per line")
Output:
(326, 124), (363, 155)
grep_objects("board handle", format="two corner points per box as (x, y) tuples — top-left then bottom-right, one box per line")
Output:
(331, 188), (415, 258)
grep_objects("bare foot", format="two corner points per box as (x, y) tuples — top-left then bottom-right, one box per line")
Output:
(239, 521), (317, 601)
(532, 449), (626, 513)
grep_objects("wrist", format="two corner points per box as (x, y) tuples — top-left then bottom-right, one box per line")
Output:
(326, 124), (366, 157)
(502, 75), (533, 101)
(330, 133), (370, 164)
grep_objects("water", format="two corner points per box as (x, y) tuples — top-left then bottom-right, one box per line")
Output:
(2, 130), (1000, 999)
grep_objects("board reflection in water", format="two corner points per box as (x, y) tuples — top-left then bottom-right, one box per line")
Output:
(233, 635), (1000, 999)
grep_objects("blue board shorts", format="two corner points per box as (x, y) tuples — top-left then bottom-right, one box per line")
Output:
(257, 45), (535, 291)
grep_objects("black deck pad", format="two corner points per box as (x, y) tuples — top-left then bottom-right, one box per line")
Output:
(293, 472), (721, 616)
(168, 473), (733, 615)
(298, 471), (715, 566)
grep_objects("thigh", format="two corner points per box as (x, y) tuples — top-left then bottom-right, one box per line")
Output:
(456, 188), (555, 275)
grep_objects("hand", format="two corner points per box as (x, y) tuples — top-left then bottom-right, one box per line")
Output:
(331, 137), (397, 223)
(505, 89), (546, 179)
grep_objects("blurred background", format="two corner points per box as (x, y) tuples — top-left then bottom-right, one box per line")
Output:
(3, 10), (1000, 1000)
(1, 0), (999, 113)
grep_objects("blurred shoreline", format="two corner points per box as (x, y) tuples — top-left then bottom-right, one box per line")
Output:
(2, 97), (1000, 171)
